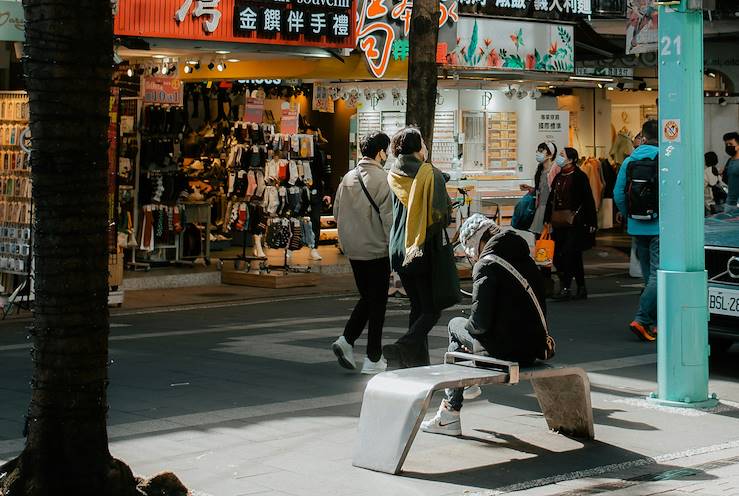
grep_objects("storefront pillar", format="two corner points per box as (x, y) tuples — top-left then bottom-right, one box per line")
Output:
(651, 0), (716, 408)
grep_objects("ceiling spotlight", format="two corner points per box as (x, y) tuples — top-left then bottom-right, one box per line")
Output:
(530, 89), (542, 99)
(152, 54), (167, 59)
(217, 62), (226, 72)
(616, 82), (625, 90)
(516, 89), (528, 100)
(503, 86), (514, 99)
(186, 59), (199, 65)
(168, 64), (177, 75)
(193, 62), (201, 70)
(607, 86), (614, 91)
(706, 71), (717, 78)
(548, 85), (555, 89)
(216, 50), (231, 55)
(646, 87), (653, 92)
(161, 65), (169, 75)
(126, 67), (134, 78)
(183, 65), (192, 74)
(208, 61), (215, 70)
(597, 83), (603, 89)
(136, 67), (146, 76)
(719, 97), (728, 107)
(151, 66), (159, 74)
(227, 58), (240, 63)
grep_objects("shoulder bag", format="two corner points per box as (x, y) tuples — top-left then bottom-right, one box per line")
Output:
(356, 169), (381, 217)
(482, 254), (556, 360)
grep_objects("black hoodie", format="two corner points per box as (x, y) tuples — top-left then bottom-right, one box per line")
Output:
(466, 230), (549, 365)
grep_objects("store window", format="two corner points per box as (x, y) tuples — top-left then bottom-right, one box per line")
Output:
(592, 0), (626, 16)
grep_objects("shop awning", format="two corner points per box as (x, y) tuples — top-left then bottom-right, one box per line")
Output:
(574, 20), (624, 61)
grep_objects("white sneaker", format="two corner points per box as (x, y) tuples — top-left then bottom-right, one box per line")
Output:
(463, 385), (482, 400)
(360, 356), (387, 375)
(421, 401), (462, 436)
(331, 336), (356, 370)
(310, 248), (323, 261)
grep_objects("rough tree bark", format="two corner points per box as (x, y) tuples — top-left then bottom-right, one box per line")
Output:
(0, 1), (138, 495)
(405, 0), (440, 160)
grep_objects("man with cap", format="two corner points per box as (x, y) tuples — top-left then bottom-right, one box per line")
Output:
(421, 214), (551, 436)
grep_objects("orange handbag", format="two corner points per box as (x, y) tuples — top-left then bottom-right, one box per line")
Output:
(534, 225), (555, 265)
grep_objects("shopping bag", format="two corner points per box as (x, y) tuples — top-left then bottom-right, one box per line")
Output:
(598, 198), (614, 229)
(430, 230), (461, 311)
(534, 225), (555, 265)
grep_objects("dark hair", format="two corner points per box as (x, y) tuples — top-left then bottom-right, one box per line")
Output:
(360, 132), (390, 159)
(391, 127), (423, 157)
(723, 132), (739, 143)
(705, 151), (719, 167)
(537, 142), (557, 157)
(642, 120), (658, 142)
(564, 147), (579, 164)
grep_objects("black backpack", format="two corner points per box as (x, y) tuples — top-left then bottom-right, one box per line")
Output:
(626, 156), (659, 220)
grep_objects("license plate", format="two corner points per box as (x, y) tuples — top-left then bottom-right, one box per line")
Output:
(708, 287), (739, 318)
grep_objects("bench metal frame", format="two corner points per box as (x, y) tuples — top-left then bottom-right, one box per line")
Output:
(353, 352), (594, 475)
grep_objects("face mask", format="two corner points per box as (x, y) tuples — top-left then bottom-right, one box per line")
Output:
(726, 145), (736, 156)
(536, 152), (546, 163)
(555, 155), (566, 167)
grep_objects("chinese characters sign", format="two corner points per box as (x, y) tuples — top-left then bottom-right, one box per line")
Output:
(234, 0), (351, 41)
(458, 0), (591, 22)
(536, 111), (569, 153)
(114, 0), (355, 49)
(356, 0), (458, 79)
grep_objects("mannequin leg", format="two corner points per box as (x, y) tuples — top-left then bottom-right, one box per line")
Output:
(253, 234), (266, 258)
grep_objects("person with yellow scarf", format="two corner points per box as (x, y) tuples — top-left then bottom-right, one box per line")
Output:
(383, 127), (459, 368)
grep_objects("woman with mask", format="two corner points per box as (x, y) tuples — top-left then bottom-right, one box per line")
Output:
(545, 147), (597, 301)
(521, 142), (558, 235)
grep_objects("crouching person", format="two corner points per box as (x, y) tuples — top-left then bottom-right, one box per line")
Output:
(422, 214), (555, 436)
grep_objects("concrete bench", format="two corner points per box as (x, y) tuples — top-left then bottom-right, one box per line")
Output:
(353, 352), (594, 474)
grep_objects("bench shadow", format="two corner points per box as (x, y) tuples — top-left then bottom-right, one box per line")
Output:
(400, 436), (717, 490)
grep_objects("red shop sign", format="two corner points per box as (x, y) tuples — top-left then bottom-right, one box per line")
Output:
(114, 0), (356, 49)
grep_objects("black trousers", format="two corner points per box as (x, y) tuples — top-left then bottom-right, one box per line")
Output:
(309, 190), (322, 248)
(396, 270), (441, 364)
(343, 257), (391, 362)
(553, 226), (585, 290)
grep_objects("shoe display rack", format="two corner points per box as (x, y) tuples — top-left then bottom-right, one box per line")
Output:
(0, 91), (33, 316)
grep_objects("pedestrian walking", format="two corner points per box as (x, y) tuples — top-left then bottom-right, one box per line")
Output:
(382, 127), (457, 369)
(521, 142), (559, 235)
(546, 147), (598, 301)
(704, 151), (727, 215)
(614, 120), (660, 342)
(723, 132), (739, 211)
(421, 215), (553, 436)
(331, 132), (393, 374)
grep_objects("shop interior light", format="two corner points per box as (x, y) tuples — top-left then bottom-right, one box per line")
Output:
(126, 67), (134, 78)
(227, 58), (240, 63)
(597, 83), (604, 89)
(607, 86), (615, 91)
(216, 50), (231, 55)
(503, 86), (514, 99)
(217, 62), (226, 72)
(719, 97), (728, 107)
(168, 65), (177, 75)
(151, 66), (159, 74)
(706, 71), (717, 78)
(184, 65), (192, 74)
(152, 54), (167, 59)
(161, 65), (169, 75)
(208, 61), (215, 70)
(186, 60), (199, 65)
(616, 82), (625, 90)
(646, 87), (653, 91)
(569, 76), (614, 83)
(516, 89), (528, 100)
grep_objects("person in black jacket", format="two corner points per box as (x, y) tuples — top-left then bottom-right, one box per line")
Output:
(545, 147), (598, 301)
(421, 214), (550, 436)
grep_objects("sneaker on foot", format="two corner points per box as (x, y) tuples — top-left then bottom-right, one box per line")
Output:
(421, 401), (462, 436)
(310, 248), (323, 261)
(629, 321), (656, 342)
(331, 336), (356, 370)
(463, 385), (482, 400)
(360, 356), (387, 375)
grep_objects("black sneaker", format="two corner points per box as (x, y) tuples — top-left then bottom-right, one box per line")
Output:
(552, 288), (572, 302)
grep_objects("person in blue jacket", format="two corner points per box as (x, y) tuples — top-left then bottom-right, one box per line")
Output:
(614, 120), (659, 342)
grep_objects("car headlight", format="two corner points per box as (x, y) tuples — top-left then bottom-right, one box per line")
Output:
(729, 256), (739, 279)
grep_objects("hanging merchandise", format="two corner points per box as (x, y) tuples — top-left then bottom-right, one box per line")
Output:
(266, 218), (291, 249)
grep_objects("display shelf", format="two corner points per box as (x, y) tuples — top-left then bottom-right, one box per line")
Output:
(432, 111), (456, 166)
(486, 111), (518, 171)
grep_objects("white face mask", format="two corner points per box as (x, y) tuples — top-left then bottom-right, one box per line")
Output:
(536, 152), (546, 163)
(555, 155), (566, 167)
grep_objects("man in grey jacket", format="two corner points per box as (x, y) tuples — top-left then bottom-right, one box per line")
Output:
(331, 132), (393, 374)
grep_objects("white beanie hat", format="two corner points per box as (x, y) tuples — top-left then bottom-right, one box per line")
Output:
(459, 213), (501, 259)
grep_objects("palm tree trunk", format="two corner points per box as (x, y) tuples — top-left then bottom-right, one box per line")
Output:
(0, 2), (137, 494)
(405, 0), (440, 159)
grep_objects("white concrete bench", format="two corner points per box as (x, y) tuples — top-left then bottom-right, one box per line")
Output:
(353, 352), (594, 474)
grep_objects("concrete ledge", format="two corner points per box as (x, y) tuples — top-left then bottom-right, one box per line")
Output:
(122, 271), (222, 291)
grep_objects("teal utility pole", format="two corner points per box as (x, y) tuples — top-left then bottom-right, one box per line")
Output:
(653, 0), (717, 408)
